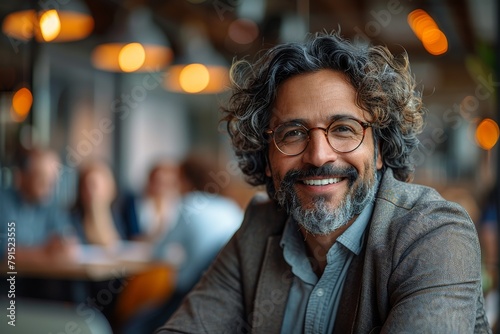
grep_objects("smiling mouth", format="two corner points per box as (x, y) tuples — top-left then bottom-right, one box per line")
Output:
(302, 177), (343, 186)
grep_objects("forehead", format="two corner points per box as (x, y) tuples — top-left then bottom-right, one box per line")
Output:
(271, 70), (366, 125)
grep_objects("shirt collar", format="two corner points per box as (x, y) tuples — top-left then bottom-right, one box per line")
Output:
(335, 202), (373, 255)
(280, 201), (374, 257)
(280, 215), (317, 284)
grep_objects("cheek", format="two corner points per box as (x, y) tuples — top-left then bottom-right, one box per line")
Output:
(266, 150), (294, 180)
(349, 151), (377, 181)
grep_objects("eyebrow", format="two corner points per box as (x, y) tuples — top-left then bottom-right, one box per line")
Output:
(271, 113), (363, 127)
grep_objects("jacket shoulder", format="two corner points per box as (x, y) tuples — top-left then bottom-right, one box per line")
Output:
(371, 169), (477, 251)
(371, 168), (477, 248)
(376, 168), (444, 210)
(237, 192), (288, 238)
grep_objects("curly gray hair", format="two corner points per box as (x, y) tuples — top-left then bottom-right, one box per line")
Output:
(222, 32), (424, 197)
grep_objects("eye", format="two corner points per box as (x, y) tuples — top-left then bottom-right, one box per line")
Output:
(284, 128), (307, 138)
(329, 119), (363, 138)
(330, 124), (356, 134)
(277, 126), (308, 143)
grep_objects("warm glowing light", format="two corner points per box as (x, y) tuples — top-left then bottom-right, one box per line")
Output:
(1, 10), (36, 40)
(118, 43), (146, 72)
(11, 87), (33, 122)
(2, 9), (93, 42)
(53, 11), (94, 42)
(408, 9), (448, 56)
(165, 65), (229, 94)
(476, 118), (500, 150)
(422, 29), (448, 55)
(179, 64), (210, 93)
(39, 10), (61, 42)
(408, 9), (436, 40)
(92, 43), (173, 72)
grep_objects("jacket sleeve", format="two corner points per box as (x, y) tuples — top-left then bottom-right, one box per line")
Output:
(155, 235), (249, 334)
(379, 201), (491, 333)
(154, 197), (264, 334)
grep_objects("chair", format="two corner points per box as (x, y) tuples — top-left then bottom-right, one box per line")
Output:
(114, 264), (176, 325)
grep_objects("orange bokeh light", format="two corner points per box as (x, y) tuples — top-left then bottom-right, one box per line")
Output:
(422, 29), (448, 55)
(2, 9), (93, 42)
(39, 9), (61, 42)
(475, 118), (500, 150)
(407, 9), (448, 56)
(179, 64), (210, 93)
(165, 65), (229, 94)
(118, 43), (146, 72)
(92, 43), (173, 72)
(11, 87), (33, 122)
(408, 9), (437, 40)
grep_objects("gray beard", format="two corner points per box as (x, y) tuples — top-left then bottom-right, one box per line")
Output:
(275, 166), (379, 235)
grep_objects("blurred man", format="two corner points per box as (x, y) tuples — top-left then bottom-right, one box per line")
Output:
(0, 148), (78, 264)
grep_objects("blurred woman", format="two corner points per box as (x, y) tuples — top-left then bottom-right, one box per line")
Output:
(71, 161), (125, 248)
(120, 161), (182, 243)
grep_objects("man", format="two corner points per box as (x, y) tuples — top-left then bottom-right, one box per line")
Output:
(152, 154), (243, 295)
(0, 148), (78, 264)
(119, 155), (243, 333)
(156, 33), (490, 333)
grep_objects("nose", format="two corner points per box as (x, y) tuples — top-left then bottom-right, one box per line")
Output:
(301, 128), (339, 167)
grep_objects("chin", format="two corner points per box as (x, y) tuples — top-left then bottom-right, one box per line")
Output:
(298, 193), (340, 211)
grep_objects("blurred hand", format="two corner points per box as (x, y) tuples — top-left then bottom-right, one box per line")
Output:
(44, 235), (81, 263)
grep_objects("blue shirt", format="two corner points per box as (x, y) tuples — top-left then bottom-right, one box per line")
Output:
(0, 189), (73, 254)
(153, 191), (243, 292)
(279, 202), (374, 334)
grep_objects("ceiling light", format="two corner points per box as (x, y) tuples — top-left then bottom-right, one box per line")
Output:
(91, 7), (173, 73)
(2, 1), (94, 43)
(164, 25), (229, 94)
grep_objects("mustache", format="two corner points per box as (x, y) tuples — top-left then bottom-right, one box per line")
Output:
(281, 164), (359, 185)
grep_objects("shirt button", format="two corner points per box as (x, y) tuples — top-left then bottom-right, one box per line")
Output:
(316, 288), (324, 297)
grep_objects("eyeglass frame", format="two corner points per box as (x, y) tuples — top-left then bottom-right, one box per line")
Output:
(264, 116), (373, 156)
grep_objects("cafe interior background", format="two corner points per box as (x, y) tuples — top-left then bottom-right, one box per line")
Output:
(0, 0), (498, 332)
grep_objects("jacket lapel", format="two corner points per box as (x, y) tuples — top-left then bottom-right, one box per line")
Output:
(333, 237), (367, 334)
(252, 235), (292, 333)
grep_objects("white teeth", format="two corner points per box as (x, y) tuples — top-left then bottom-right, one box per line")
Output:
(303, 178), (342, 186)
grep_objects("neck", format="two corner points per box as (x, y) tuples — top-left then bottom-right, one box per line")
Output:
(299, 217), (356, 276)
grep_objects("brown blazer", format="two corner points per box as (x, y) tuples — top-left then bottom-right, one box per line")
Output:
(157, 168), (491, 333)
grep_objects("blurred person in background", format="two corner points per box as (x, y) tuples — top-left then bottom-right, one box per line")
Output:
(479, 189), (499, 289)
(478, 188), (499, 330)
(121, 153), (243, 333)
(0, 147), (79, 301)
(69, 160), (131, 331)
(122, 161), (182, 243)
(0, 147), (78, 264)
(70, 160), (127, 248)
(153, 153), (243, 310)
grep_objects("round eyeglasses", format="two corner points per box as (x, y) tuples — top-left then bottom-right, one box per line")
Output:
(265, 117), (373, 156)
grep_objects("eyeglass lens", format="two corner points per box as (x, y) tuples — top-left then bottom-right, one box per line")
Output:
(273, 118), (367, 155)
